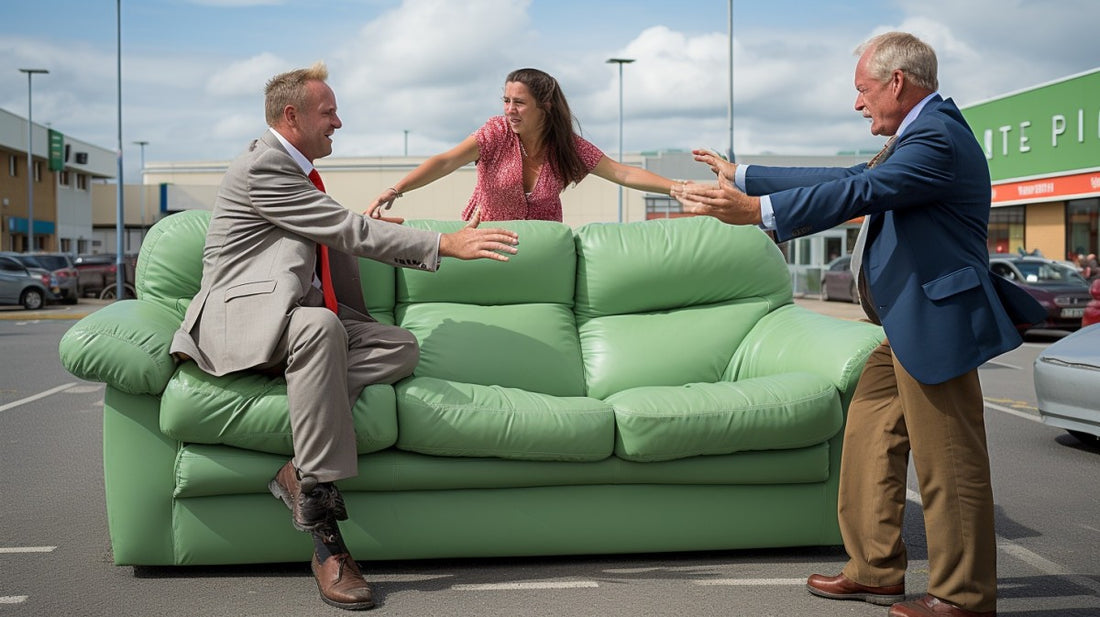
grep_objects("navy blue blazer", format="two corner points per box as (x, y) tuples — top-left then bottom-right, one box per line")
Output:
(746, 95), (1043, 384)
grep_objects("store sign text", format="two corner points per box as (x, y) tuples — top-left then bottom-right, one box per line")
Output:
(982, 108), (1100, 160)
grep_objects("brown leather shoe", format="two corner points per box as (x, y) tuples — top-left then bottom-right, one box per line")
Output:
(807, 572), (906, 606)
(890, 594), (995, 616)
(268, 461), (347, 531)
(312, 552), (375, 610)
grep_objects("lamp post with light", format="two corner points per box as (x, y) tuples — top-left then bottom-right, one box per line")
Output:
(606, 58), (634, 223)
(18, 68), (48, 252)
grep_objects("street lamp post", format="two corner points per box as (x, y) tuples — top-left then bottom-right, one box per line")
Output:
(403, 130), (409, 157)
(133, 140), (149, 239)
(606, 58), (634, 223)
(18, 68), (48, 252)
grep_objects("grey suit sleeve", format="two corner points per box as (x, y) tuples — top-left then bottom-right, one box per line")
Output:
(248, 149), (441, 271)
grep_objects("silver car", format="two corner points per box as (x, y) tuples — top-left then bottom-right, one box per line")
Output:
(0, 254), (54, 310)
(1034, 323), (1100, 445)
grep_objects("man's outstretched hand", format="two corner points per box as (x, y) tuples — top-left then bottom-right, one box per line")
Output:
(438, 210), (519, 262)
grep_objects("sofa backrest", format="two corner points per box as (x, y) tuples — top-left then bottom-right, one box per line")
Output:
(136, 209), (211, 319)
(396, 220), (585, 397)
(573, 217), (792, 399)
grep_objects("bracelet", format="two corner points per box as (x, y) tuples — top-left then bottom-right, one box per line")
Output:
(388, 187), (403, 198)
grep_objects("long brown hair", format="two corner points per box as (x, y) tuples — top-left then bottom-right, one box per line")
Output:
(506, 68), (588, 187)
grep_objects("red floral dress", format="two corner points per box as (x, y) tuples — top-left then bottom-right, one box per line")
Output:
(460, 116), (605, 222)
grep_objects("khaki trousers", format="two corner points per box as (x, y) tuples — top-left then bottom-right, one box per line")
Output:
(839, 339), (997, 613)
(264, 303), (419, 484)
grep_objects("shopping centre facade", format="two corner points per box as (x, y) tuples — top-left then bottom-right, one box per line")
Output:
(964, 67), (1100, 263)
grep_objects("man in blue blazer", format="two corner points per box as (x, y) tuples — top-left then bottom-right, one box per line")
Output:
(674, 32), (1042, 617)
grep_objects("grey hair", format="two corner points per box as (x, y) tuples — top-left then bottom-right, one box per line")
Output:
(856, 32), (938, 91)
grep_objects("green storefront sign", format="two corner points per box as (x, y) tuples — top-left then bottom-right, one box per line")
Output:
(962, 68), (1100, 183)
(48, 128), (64, 172)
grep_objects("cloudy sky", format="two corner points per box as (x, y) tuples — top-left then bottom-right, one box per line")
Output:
(2, 0), (1098, 181)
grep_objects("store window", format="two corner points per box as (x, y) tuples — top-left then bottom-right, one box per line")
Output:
(645, 195), (680, 217)
(988, 205), (1025, 255)
(1066, 198), (1098, 264)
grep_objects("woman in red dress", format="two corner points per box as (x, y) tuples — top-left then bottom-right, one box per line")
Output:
(365, 68), (676, 222)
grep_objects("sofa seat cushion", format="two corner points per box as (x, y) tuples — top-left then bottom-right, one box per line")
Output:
(394, 376), (614, 462)
(172, 444), (832, 498)
(607, 372), (843, 462)
(160, 363), (398, 455)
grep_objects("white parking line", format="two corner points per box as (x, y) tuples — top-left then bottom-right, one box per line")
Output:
(0, 546), (56, 553)
(0, 596), (28, 604)
(0, 383), (77, 413)
(985, 400), (1042, 423)
(907, 489), (1100, 595)
(453, 581), (599, 591)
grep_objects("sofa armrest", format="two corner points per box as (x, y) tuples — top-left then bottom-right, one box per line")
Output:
(59, 299), (183, 396)
(729, 304), (884, 398)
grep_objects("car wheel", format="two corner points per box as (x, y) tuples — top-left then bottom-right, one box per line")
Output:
(1068, 430), (1100, 446)
(21, 288), (44, 310)
(821, 279), (831, 302)
(99, 284), (136, 300)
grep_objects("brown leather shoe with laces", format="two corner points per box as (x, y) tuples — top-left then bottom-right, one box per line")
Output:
(807, 572), (906, 605)
(312, 551), (375, 610)
(890, 594), (995, 616)
(268, 461), (347, 531)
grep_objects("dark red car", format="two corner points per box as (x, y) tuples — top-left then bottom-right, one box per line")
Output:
(989, 256), (1091, 332)
(1083, 278), (1100, 327)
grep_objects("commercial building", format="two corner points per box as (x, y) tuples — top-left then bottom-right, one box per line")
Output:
(0, 107), (115, 253)
(962, 67), (1100, 264)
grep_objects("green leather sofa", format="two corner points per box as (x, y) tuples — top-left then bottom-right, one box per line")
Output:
(59, 209), (884, 566)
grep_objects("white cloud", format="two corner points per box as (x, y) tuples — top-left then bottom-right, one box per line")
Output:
(206, 52), (288, 98)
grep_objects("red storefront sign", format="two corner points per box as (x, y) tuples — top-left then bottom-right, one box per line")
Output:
(992, 170), (1100, 205)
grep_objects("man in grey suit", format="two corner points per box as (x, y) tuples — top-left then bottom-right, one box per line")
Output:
(170, 62), (518, 611)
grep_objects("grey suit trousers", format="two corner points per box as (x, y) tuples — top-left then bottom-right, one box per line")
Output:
(261, 298), (418, 484)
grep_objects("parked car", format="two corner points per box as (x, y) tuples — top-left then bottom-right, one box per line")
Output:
(1083, 278), (1100, 328)
(820, 255), (858, 303)
(73, 253), (138, 299)
(988, 255), (1091, 332)
(0, 254), (56, 310)
(0, 252), (80, 304)
(1034, 323), (1100, 445)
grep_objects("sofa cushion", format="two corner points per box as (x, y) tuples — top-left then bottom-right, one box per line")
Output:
(398, 220), (575, 305)
(573, 217), (794, 399)
(135, 209), (210, 317)
(160, 363), (398, 455)
(396, 219), (585, 396)
(171, 444), (832, 498)
(399, 303), (585, 396)
(394, 376), (614, 462)
(606, 372), (842, 462)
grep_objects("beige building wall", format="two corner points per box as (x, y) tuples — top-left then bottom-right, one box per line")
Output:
(143, 154), (654, 228)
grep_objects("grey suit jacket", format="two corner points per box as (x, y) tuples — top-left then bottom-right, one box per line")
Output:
(170, 131), (441, 376)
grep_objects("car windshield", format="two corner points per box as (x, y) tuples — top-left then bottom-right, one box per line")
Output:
(1014, 261), (1086, 285)
(8, 254), (43, 268)
(32, 255), (70, 270)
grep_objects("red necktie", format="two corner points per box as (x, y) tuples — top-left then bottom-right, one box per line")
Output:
(308, 169), (339, 313)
